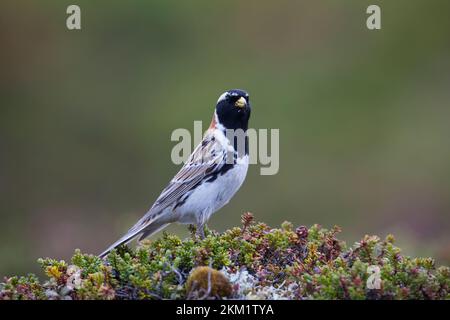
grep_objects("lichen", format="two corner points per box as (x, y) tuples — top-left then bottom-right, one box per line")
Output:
(1, 213), (449, 300)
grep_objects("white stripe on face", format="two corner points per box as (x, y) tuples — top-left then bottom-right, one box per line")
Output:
(217, 92), (229, 104)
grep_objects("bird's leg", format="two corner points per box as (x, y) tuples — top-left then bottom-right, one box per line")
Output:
(196, 223), (206, 239)
(188, 224), (197, 239)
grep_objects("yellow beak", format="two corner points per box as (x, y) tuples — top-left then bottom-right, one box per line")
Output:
(235, 97), (247, 108)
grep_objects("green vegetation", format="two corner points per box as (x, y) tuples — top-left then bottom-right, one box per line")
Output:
(2, 1), (450, 278)
(1, 213), (448, 300)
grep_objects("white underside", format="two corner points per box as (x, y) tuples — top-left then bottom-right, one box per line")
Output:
(173, 155), (249, 226)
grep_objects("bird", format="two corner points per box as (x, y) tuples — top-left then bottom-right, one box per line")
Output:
(99, 89), (251, 258)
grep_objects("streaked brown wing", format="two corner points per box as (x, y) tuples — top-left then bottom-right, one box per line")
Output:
(98, 133), (227, 256)
(153, 135), (223, 209)
(136, 133), (225, 225)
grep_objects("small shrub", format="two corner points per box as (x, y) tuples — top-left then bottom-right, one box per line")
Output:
(1, 214), (448, 300)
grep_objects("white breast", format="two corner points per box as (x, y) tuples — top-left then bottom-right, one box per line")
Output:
(175, 155), (249, 225)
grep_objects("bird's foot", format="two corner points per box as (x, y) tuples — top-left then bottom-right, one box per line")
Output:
(196, 224), (206, 240)
(188, 224), (197, 239)
(189, 224), (207, 241)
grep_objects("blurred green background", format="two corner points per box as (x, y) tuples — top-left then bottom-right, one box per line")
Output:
(1, 0), (450, 277)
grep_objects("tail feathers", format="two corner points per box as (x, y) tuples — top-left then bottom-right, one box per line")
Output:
(98, 221), (170, 259)
(138, 223), (169, 241)
(98, 228), (142, 259)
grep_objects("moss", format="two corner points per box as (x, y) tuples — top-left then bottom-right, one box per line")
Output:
(185, 266), (232, 299)
(1, 213), (449, 300)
